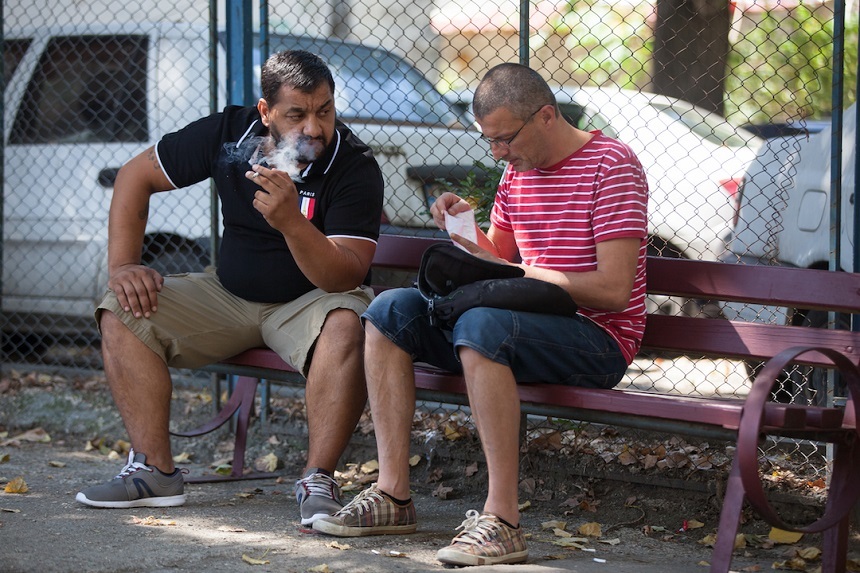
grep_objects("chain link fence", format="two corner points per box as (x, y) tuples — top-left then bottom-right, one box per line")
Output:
(1, 0), (858, 486)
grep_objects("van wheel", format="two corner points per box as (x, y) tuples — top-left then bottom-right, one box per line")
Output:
(141, 234), (210, 276)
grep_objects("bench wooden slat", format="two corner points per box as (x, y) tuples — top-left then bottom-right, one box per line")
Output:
(646, 256), (860, 314)
(643, 314), (860, 367)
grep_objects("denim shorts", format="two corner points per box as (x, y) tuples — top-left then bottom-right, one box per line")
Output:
(361, 287), (627, 389)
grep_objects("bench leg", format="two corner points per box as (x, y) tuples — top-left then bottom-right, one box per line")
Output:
(709, 460), (745, 573)
(171, 375), (280, 483)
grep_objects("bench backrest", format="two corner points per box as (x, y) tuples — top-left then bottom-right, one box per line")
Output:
(372, 234), (860, 369)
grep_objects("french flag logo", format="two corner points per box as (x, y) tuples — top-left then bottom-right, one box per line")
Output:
(300, 196), (315, 220)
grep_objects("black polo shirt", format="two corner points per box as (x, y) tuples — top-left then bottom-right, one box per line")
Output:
(156, 105), (384, 303)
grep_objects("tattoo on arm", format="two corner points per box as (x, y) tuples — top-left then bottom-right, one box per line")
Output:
(147, 148), (159, 170)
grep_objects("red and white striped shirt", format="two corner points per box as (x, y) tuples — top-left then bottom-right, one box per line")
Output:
(490, 131), (649, 363)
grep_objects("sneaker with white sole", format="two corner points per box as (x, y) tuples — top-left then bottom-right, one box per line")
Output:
(436, 510), (528, 566)
(75, 449), (186, 509)
(295, 469), (343, 525)
(312, 483), (417, 537)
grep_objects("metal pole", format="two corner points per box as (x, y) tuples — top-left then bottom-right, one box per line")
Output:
(260, 0), (269, 65)
(226, 0), (254, 106)
(519, 0), (529, 67)
(0, 2), (5, 366)
(209, 0), (220, 269)
(826, 1), (846, 413)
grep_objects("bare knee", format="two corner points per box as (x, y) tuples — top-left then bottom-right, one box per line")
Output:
(318, 309), (364, 354)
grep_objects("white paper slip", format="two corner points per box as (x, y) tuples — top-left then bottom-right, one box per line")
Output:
(444, 209), (478, 251)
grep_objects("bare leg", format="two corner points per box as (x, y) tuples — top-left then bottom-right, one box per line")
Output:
(364, 323), (416, 500)
(303, 309), (368, 472)
(459, 347), (521, 525)
(100, 311), (175, 473)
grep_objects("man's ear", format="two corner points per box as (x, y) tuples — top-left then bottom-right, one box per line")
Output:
(257, 98), (270, 126)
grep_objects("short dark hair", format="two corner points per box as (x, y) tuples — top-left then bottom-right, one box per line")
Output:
(473, 63), (556, 121)
(261, 50), (336, 105)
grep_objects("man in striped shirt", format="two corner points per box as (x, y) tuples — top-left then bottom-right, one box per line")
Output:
(314, 63), (649, 566)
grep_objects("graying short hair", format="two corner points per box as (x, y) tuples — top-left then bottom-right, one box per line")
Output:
(473, 63), (557, 121)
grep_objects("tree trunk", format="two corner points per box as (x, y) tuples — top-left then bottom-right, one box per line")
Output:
(652, 0), (731, 116)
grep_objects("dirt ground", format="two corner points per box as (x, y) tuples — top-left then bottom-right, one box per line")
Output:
(1, 368), (858, 572)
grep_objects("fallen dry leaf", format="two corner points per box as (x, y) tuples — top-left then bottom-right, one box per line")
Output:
(551, 538), (590, 549)
(2, 428), (51, 446)
(0, 453), (10, 464)
(432, 483), (453, 499)
(327, 541), (350, 550)
(172, 452), (192, 464)
(360, 459), (379, 473)
(769, 527), (803, 544)
(1, 508), (21, 513)
(617, 449), (637, 466)
(387, 550), (408, 558)
(740, 565), (762, 572)
(795, 546), (821, 560)
(578, 522), (602, 537)
(254, 452), (279, 473)
(4, 476), (28, 494)
(518, 500), (531, 512)
(307, 565), (331, 573)
(553, 528), (572, 538)
(216, 525), (247, 532)
(242, 553), (270, 565)
(686, 519), (705, 529)
(47, 461), (66, 468)
(541, 520), (566, 530)
(464, 462), (478, 477)
(771, 557), (808, 571)
(408, 455), (421, 467)
(598, 538), (621, 545)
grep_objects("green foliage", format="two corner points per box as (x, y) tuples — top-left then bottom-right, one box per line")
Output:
(437, 161), (505, 228)
(539, 2), (855, 122)
(725, 7), (857, 124)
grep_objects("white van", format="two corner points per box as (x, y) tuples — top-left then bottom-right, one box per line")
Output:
(2, 23), (486, 339)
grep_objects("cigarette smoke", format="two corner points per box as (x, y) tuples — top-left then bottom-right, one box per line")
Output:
(225, 133), (308, 182)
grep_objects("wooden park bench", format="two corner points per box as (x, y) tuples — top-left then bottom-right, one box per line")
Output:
(174, 233), (860, 573)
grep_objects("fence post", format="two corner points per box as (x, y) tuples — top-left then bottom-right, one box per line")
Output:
(225, 0), (254, 106)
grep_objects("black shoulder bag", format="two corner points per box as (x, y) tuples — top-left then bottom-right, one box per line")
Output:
(416, 243), (578, 329)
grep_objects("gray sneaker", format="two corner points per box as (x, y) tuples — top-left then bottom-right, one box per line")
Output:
(75, 449), (186, 509)
(295, 469), (343, 525)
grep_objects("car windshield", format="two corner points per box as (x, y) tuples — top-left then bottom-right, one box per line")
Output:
(651, 100), (753, 148)
(242, 34), (473, 129)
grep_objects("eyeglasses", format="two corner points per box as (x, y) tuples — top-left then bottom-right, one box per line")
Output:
(479, 107), (543, 149)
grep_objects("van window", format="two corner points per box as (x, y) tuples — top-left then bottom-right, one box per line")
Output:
(3, 38), (31, 89)
(261, 35), (472, 129)
(9, 35), (149, 144)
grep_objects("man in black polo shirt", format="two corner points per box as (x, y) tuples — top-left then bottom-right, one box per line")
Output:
(76, 50), (384, 526)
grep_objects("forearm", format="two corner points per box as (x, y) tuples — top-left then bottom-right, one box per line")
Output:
(107, 188), (151, 274)
(520, 265), (632, 311)
(281, 219), (373, 292)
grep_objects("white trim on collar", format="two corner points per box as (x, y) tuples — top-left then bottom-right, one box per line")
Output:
(236, 120), (259, 148)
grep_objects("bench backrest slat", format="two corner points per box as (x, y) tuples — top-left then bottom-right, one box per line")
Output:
(642, 314), (860, 367)
(646, 257), (860, 314)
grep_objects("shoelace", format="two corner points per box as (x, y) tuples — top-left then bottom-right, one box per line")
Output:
(299, 473), (338, 497)
(114, 449), (152, 479)
(451, 510), (502, 546)
(334, 485), (384, 517)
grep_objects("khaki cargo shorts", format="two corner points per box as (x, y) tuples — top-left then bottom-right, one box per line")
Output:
(95, 271), (374, 376)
